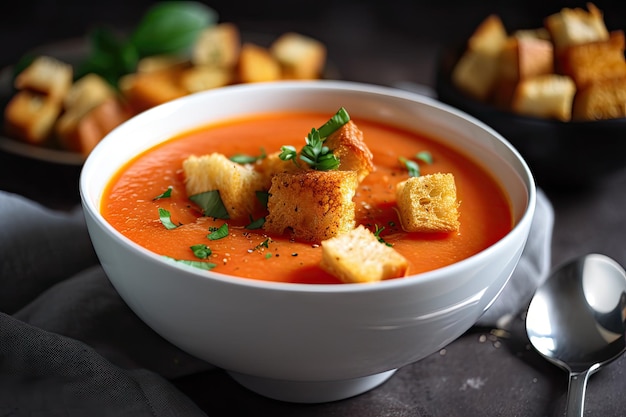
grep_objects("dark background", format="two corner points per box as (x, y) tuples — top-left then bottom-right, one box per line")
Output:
(2, 0), (625, 88)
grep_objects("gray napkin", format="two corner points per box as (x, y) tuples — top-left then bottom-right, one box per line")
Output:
(0, 188), (553, 413)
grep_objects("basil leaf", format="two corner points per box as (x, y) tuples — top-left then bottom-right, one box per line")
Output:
(399, 156), (420, 177)
(246, 217), (265, 230)
(191, 243), (211, 259)
(130, 1), (218, 57)
(415, 151), (433, 165)
(230, 147), (266, 164)
(164, 256), (216, 270)
(153, 186), (173, 200)
(207, 223), (229, 240)
(317, 107), (350, 138)
(158, 208), (180, 229)
(256, 191), (269, 208)
(190, 190), (230, 219)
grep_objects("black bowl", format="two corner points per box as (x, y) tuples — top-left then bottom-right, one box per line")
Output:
(435, 45), (626, 189)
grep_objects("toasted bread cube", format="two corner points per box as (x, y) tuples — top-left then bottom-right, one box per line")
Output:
(192, 22), (241, 68)
(452, 14), (508, 101)
(4, 90), (63, 144)
(254, 151), (299, 189)
(396, 173), (460, 233)
(324, 120), (374, 182)
(511, 74), (576, 121)
(513, 27), (551, 41)
(270, 32), (327, 79)
(320, 225), (409, 283)
(180, 65), (233, 93)
(119, 69), (188, 113)
(136, 54), (189, 73)
(559, 31), (626, 89)
(572, 77), (626, 121)
(183, 153), (264, 221)
(264, 170), (358, 242)
(544, 3), (609, 52)
(63, 73), (115, 112)
(14, 56), (73, 101)
(499, 36), (554, 82)
(56, 97), (131, 156)
(237, 43), (282, 83)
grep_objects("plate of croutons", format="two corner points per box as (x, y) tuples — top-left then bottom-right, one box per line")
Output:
(0, 2), (331, 166)
(435, 3), (626, 188)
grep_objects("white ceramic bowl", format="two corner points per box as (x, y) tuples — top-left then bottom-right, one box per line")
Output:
(80, 80), (536, 403)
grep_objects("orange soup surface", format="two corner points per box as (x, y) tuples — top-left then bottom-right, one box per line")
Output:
(102, 111), (513, 284)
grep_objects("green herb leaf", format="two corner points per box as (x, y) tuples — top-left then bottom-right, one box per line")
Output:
(317, 107), (350, 138)
(278, 145), (299, 164)
(153, 186), (173, 200)
(230, 147), (266, 164)
(190, 243), (212, 259)
(399, 156), (420, 177)
(207, 223), (229, 240)
(130, 1), (218, 57)
(164, 256), (217, 270)
(374, 225), (393, 247)
(415, 151), (433, 165)
(158, 208), (180, 230)
(256, 191), (269, 208)
(246, 216), (266, 230)
(190, 190), (230, 219)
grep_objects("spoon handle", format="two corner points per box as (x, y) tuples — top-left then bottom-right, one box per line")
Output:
(566, 371), (591, 417)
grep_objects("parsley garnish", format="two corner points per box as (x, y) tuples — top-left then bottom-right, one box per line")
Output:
(190, 190), (230, 219)
(374, 224), (393, 247)
(158, 208), (180, 230)
(207, 223), (229, 240)
(278, 107), (350, 171)
(246, 216), (266, 230)
(164, 256), (217, 271)
(230, 147), (267, 164)
(153, 186), (172, 200)
(399, 151), (433, 177)
(190, 244), (212, 259)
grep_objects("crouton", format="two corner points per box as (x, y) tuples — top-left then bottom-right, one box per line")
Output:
(544, 3), (609, 53)
(512, 28), (551, 41)
(451, 15), (508, 101)
(182, 153), (264, 222)
(572, 77), (626, 121)
(136, 54), (189, 73)
(264, 170), (358, 242)
(270, 32), (327, 80)
(63, 73), (115, 112)
(180, 65), (233, 93)
(14, 56), (73, 101)
(324, 120), (374, 182)
(237, 43), (282, 83)
(511, 74), (577, 121)
(119, 68), (188, 113)
(396, 173), (460, 233)
(192, 22), (241, 69)
(55, 97), (132, 156)
(253, 151), (300, 189)
(559, 30), (626, 89)
(320, 225), (409, 283)
(499, 36), (554, 82)
(4, 90), (63, 144)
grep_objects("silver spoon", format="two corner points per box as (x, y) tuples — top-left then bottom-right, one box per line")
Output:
(526, 253), (626, 417)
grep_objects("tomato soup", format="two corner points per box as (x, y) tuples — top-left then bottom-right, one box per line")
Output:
(102, 111), (512, 284)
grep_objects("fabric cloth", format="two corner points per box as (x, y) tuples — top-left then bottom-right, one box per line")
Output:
(0, 189), (553, 414)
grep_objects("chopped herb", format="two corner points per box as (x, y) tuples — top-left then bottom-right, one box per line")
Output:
(246, 216), (266, 230)
(256, 190), (269, 208)
(415, 151), (433, 165)
(158, 208), (180, 230)
(230, 147), (267, 164)
(207, 223), (229, 240)
(190, 243), (212, 259)
(253, 238), (272, 251)
(374, 225), (393, 247)
(153, 186), (172, 200)
(265, 253), (273, 259)
(164, 256), (217, 271)
(278, 107), (349, 171)
(399, 157), (420, 177)
(190, 190), (230, 219)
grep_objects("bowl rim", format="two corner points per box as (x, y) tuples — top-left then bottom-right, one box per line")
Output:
(80, 79), (537, 294)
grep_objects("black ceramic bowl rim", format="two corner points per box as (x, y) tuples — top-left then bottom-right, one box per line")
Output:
(435, 45), (626, 189)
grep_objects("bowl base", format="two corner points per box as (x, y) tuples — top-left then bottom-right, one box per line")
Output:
(227, 368), (397, 403)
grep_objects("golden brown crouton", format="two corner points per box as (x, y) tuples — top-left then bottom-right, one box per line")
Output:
(324, 120), (374, 183)
(320, 225), (409, 283)
(4, 90), (63, 144)
(119, 68), (188, 113)
(180, 65), (233, 93)
(14, 56), (73, 100)
(452, 15), (508, 101)
(183, 153), (264, 221)
(237, 43), (282, 83)
(270, 32), (327, 80)
(192, 22), (241, 69)
(135, 54), (189, 73)
(55, 97), (132, 156)
(511, 74), (577, 121)
(499, 36), (554, 82)
(253, 151), (300, 189)
(264, 170), (358, 242)
(559, 31), (626, 89)
(63, 73), (115, 113)
(572, 77), (626, 120)
(544, 3), (609, 53)
(396, 173), (460, 233)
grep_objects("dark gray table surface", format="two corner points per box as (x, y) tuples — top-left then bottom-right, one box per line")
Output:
(2, 1), (626, 415)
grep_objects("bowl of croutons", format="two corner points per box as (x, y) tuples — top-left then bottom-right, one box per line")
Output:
(80, 79), (535, 404)
(435, 3), (626, 188)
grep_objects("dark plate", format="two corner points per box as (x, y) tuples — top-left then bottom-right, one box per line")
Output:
(435, 45), (626, 189)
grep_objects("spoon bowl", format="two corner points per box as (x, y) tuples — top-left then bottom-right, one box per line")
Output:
(526, 253), (626, 417)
